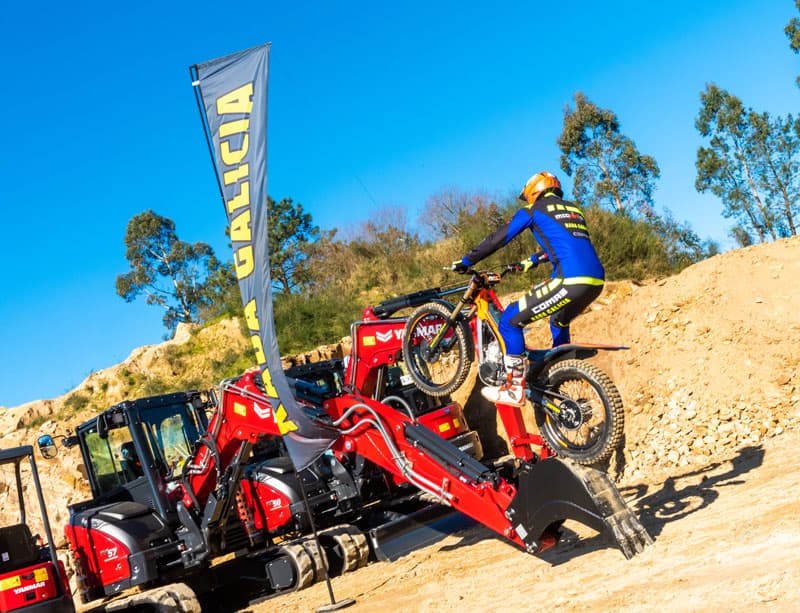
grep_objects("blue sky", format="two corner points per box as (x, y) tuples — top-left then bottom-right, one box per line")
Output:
(1, 1), (797, 408)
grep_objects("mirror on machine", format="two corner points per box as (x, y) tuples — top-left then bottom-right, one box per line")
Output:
(37, 434), (58, 459)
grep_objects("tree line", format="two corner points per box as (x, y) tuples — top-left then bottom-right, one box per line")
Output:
(117, 3), (800, 353)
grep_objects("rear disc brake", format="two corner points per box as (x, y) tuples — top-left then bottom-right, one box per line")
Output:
(549, 397), (592, 430)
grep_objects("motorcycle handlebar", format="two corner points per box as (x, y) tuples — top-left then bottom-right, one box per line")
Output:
(444, 265), (514, 279)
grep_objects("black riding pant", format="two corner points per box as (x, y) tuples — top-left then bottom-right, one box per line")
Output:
(499, 278), (604, 351)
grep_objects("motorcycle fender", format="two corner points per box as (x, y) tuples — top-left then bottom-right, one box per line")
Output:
(527, 343), (628, 378)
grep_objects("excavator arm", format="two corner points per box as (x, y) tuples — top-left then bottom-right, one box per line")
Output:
(218, 372), (652, 559)
(321, 393), (651, 558)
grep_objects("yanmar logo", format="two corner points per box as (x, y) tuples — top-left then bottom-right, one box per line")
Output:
(253, 401), (272, 419)
(13, 581), (45, 596)
(375, 330), (403, 343)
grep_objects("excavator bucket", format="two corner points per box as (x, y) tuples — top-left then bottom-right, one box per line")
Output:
(506, 458), (653, 559)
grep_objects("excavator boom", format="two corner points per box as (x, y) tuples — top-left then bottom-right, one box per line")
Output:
(223, 372), (652, 558)
(321, 392), (651, 557)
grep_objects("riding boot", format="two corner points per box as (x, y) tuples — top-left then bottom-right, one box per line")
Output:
(481, 354), (527, 407)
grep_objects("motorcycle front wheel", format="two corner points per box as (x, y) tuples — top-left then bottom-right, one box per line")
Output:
(401, 302), (473, 396)
(531, 359), (624, 465)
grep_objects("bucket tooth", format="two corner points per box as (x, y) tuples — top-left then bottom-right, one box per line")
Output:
(506, 458), (653, 559)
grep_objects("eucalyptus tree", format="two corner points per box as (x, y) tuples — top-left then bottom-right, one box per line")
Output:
(557, 92), (660, 216)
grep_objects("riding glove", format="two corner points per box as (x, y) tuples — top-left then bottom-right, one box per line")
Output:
(451, 260), (469, 273)
(518, 256), (537, 273)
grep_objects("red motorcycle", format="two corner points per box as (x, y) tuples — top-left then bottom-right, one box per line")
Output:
(395, 266), (627, 465)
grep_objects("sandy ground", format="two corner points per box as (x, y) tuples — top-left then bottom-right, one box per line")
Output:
(248, 429), (799, 613)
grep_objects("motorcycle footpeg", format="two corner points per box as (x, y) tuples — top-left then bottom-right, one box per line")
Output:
(506, 457), (653, 559)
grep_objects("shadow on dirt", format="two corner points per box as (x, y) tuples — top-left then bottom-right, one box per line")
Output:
(538, 444), (766, 565)
(199, 583), (299, 613)
(623, 444), (765, 538)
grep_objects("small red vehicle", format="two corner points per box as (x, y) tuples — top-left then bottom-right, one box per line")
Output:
(0, 446), (73, 613)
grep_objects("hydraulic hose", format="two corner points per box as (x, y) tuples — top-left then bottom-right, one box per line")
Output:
(332, 403), (453, 504)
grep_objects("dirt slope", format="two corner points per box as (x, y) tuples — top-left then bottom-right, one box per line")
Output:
(257, 432), (799, 612)
(1, 236), (799, 611)
(253, 236), (800, 612)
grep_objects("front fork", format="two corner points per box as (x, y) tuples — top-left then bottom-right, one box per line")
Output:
(427, 298), (475, 354)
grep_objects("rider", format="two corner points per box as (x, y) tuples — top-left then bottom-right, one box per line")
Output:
(120, 441), (144, 479)
(452, 171), (605, 406)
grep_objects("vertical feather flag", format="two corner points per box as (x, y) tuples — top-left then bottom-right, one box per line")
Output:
(191, 44), (337, 469)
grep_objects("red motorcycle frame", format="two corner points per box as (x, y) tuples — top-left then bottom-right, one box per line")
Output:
(379, 268), (627, 465)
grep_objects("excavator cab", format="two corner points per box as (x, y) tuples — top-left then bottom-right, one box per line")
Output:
(69, 392), (211, 520)
(45, 392), (222, 605)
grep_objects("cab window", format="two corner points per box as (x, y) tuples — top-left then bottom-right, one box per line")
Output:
(84, 427), (141, 494)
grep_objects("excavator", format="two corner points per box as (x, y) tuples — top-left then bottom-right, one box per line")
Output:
(0, 445), (74, 613)
(36, 352), (652, 610)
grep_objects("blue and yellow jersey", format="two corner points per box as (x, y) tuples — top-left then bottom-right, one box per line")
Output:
(463, 195), (604, 280)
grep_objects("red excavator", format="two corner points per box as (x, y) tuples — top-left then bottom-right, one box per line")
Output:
(0, 445), (74, 613)
(37, 354), (651, 610)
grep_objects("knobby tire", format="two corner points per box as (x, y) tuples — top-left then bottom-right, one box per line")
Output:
(401, 302), (473, 396)
(532, 359), (624, 465)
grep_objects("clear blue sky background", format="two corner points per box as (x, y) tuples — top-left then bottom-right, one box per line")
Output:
(1, 1), (797, 408)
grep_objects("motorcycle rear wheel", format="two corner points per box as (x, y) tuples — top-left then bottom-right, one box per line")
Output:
(531, 359), (624, 465)
(401, 302), (473, 396)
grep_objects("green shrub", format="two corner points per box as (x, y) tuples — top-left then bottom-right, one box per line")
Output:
(210, 348), (255, 380)
(28, 414), (49, 429)
(64, 392), (91, 414)
(141, 377), (172, 396)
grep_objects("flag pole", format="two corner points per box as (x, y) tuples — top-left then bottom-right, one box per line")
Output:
(190, 52), (354, 609)
(296, 471), (356, 612)
(189, 65), (226, 205)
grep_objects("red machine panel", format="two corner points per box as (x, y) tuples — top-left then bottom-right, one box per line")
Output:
(65, 525), (130, 589)
(0, 561), (61, 612)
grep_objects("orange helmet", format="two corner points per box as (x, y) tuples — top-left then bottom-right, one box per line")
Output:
(518, 171), (561, 203)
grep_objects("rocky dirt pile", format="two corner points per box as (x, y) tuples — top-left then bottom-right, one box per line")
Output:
(577, 236), (800, 482)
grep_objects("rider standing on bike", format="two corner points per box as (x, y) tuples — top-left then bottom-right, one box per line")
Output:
(452, 171), (605, 406)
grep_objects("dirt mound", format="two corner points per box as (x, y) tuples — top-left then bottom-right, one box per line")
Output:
(579, 236), (800, 482)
